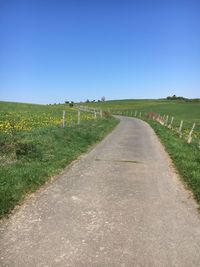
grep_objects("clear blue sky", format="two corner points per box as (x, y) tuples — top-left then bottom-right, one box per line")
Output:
(0, 0), (200, 104)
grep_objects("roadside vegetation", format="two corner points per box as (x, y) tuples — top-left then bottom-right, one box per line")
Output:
(147, 120), (200, 204)
(0, 101), (118, 217)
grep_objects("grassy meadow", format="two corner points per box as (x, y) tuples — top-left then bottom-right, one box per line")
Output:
(0, 101), (97, 132)
(84, 98), (200, 122)
(0, 101), (118, 217)
(84, 99), (200, 145)
(83, 99), (200, 205)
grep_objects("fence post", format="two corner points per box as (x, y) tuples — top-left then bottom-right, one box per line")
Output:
(163, 115), (166, 121)
(139, 112), (141, 118)
(100, 110), (103, 118)
(62, 111), (66, 128)
(77, 109), (80, 125)
(168, 117), (174, 129)
(94, 110), (97, 119)
(178, 120), (183, 137)
(187, 123), (195, 143)
(135, 111), (137, 117)
(165, 115), (169, 126)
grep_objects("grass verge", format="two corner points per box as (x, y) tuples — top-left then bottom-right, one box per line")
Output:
(147, 120), (200, 205)
(0, 117), (119, 217)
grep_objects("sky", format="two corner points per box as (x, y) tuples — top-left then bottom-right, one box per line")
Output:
(0, 0), (200, 104)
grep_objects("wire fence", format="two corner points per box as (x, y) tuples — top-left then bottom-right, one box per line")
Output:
(0, 107), (104, 134)
(112, 109), (200, 149)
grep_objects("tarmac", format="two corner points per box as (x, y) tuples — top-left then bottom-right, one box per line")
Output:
(1, 116), (200, 267)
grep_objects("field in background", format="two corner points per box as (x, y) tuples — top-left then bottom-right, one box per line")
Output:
(84, 99), (200, 122)
(0, 101), (118, 217)
(83, 99), (200, 204)
(0, 101), (96, 132)
(83, 99), (200, 146)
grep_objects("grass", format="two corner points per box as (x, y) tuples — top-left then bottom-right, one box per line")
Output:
(0, 102), (119, 217)
(84, 99), (200, 121)
(0, 101), (96, 132)
(83, 99), (200, 144)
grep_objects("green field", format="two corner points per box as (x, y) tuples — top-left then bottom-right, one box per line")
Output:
(0, 101), (118, 217)
(0, 101), (98, 132)
(83, 99), (200, 145)
(83, 99), (200, 205)
(84, 99), (200, 122)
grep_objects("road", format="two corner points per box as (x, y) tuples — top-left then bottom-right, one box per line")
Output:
(1, 116), (200, 267)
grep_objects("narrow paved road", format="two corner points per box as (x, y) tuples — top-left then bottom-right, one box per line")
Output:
(1, 116), (200, 267)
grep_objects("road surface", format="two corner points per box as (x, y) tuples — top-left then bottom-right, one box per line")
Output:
(1, 116), (200, 267)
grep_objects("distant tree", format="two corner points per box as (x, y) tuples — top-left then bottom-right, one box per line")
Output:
(172, 94), (177, 99)
(166, 95), (189, 102)
(69, 101), (74, 107)
(101, 96), (106, 102)
(86, 99), (90, 103)
(65, 100), (69, 104)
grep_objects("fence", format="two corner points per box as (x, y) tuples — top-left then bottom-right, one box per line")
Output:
(0, 107), (104, 134)
(61, 106), (103, 128)
(111, 109), (200, 148)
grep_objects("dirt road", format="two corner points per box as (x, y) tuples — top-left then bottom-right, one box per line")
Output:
(1, 116), (200, 266)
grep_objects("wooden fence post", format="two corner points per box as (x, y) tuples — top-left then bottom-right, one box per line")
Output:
(77, 110), (80, 125)
(165, 115), (169, 126)
(62, 111), (66, 128)
(135, 111), (137, 117)
(168, 117), (174, 128)
(100, 110), (103, 118)
(94, 111), (97, 119)
(187, 123), (195, 143)
(178, 120), (183, 137)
